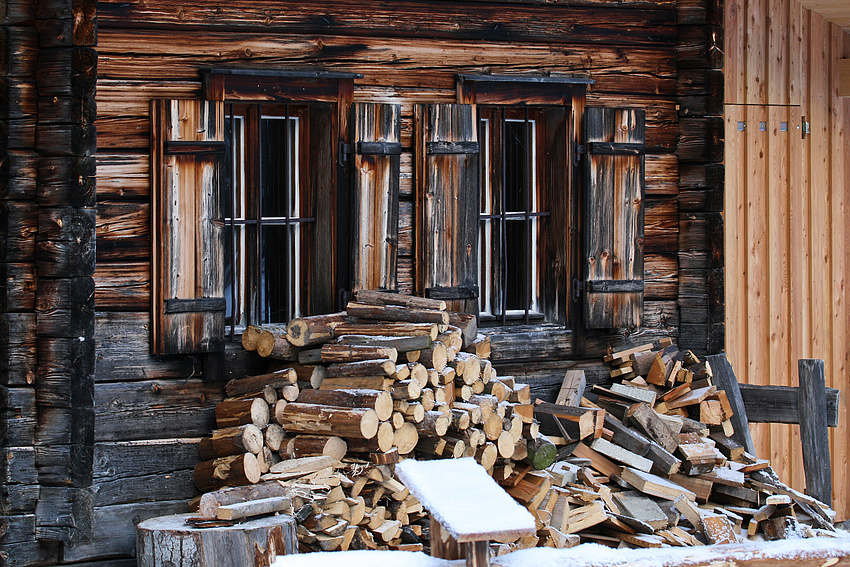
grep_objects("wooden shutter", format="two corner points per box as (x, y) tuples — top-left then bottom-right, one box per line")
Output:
(415, 104), (480, 312)
(151, 99), (225, 354)
(351, 103), (401, 292)
(582, 107), (645, 329)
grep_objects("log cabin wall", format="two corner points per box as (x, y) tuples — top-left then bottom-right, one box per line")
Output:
(724, 0), (850, 520)
(2, 1), (98, 564)
(0, 0), (726, 564)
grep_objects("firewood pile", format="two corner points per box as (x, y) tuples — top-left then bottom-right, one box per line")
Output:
(191, 290), (552, 552)
(189, 292), (840, 555)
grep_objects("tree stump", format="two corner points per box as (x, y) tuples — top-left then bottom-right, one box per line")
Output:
(136, 513), (297, 567)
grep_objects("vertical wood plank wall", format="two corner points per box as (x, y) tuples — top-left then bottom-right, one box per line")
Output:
(725, 0), (850, 518)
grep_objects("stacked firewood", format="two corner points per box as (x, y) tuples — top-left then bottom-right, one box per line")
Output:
(191, 290), (555, 551)
(490, 341), (839, 553)
(191, 298), (839, 554)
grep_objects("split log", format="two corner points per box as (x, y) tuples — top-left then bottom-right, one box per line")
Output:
(286, 312), (347, 347)
(241, 325), (263, 351)
(416, 342), (448, 372)
(296, 388), (393, 422)
(198, 424), (264, 460)
(334, 333), (433, 353)
(193, 453), (261, 492)
(346, 302), (449, 325)
(414, 411), (450, 437)
(327, 359), (396, 378)
(284, 435), (348, 461)
(525, 434), (557, 470)
(215, 398), (269, 429)
(277, 403), (379, 439)
(198, 481), (293, 518)
(225, 368), (297, 398)
(333, 322), (439, 341)
(217, 496), (291, 520)
(447, 312), (478, 348)
(320, 344), (398, 363)
(353, 289), (446, 311)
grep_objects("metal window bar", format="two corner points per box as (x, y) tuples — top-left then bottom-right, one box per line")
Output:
(256, 104), (264, 325)
(499, 110), (508, 325)
(228, 103), (236, 341)
(524, 106), (531, 325)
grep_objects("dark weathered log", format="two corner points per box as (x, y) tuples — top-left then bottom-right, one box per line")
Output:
(277, 403), (379, 439)
(706, 354), (756, 455)
(36, 46), (96, 98)
(34, 443), (93, 488)
(193, 453), (261, 492)
(0, 200), (37, 261)
(35, 277), (94, 338)
(0, 386), (36, 445)
(35, 337), (94, 410)
(0, 262), (36, 312)
(797, 359), (832, 507)
(36, 156), (96, 206)
(35, 6), (97, 48)
(0, 150), (38, 199)
(198, 424), (264, 460)
(285, 311), (348, 347)
(36, 207), (95, 277)
(0, 77), (38, 119)
(334, 333), (433, 353)
(0, 26), (39, 76)
(296, 388), (393, 422)
(214, 398), (269, 429)
(224, 368), (297, 398)
(35, 486), (92, 542)
(0, 313), (36, 385)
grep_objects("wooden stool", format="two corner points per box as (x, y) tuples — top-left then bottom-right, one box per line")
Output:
(396, 457), (536, 567)
(136, 512), (297, 567)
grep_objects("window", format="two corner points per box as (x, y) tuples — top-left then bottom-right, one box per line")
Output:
(478, 107), (548, 321)
(457, 75), (589, 325)
(151, 70), (358, 354)
(224, 104), (318, 329)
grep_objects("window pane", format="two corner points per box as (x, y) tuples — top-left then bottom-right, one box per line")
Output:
(261, 117), (298, 218)
(504, 220), (528, 311)
(504, 119), (531, 212)
(261, 225), (298, 323)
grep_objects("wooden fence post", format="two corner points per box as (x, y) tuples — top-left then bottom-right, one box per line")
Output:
(797, 359), (831, 506)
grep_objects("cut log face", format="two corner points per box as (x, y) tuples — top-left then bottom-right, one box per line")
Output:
(198, 424), (264, 460)
(193, 453), (261, 492)
(286, 312), (348, 347)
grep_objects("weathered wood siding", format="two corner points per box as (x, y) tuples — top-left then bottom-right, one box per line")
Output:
(0, 1), (729, 564)
(724, 0), (850, 518)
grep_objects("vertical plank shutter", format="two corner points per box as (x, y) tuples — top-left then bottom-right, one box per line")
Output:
(151, 99), (225, 354)
(351, 103), (401, 292)
(582, 107), (645, 329)
(415, 104), (480, 312)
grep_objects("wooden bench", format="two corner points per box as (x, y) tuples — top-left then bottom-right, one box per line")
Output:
(395, 457), (536, 567)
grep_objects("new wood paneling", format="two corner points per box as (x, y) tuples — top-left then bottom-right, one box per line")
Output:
(725, 0), (850, 519)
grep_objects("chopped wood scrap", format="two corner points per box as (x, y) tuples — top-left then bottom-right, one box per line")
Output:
(216, 496), (291, 520)
(620, 467), (696, 501)
(612, 491), (668, 530)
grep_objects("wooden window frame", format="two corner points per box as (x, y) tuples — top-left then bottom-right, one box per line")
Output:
(202, 69), (360, 337)
(458, 75), (591, 327)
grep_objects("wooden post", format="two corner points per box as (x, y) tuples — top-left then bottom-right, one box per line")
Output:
(797, 359), (832, 506)
(705, 354), (756, 455)
(429, 516), (464, 560)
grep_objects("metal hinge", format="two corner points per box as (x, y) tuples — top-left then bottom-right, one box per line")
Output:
(338, 141), (351, 167)
(572, 278), (583, 302)
(573, 143), (585, 167)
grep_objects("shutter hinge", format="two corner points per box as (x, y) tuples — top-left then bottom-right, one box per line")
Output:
(338, 141), (351, 167)
(572, 278), (583, 302)
(573, 144), (585, 166)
